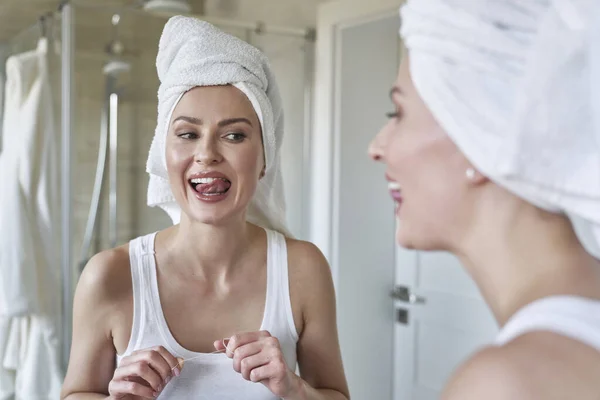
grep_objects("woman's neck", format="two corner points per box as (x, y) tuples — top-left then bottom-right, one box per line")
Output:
(160, 214), (262, 281)
(456, 192), (600, 327)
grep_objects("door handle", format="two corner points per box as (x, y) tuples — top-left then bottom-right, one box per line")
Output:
(390, 285), (426, 304)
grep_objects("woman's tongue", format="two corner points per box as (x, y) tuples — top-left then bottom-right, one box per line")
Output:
(195, 179), (231, 195)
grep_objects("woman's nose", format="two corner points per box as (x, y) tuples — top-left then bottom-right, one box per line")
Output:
(195, 138), (223, 165)
(368, 128), (386, 162)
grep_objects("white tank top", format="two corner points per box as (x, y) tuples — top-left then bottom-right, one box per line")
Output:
(495, 295), (600, 351)
(117, 229), (299, 399)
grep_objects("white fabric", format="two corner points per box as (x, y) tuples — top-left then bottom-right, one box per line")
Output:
(0, 37), (60, 316)
(117, 230), (299, 399)
(495, 296), (600, 351)
(400, 0), (600, 257)
(0, 38), (63, 399)
(147, 16), (290, 236)
(0, 44), (6, 151)
(0, 318), (15, 400)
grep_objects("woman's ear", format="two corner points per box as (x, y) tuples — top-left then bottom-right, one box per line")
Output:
(465, 167), (488, 186)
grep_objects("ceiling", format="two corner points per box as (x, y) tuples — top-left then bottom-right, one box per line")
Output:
(0, 0), (326, 101)
(0, 0), (206, 43)
(0, 0), (327, 44)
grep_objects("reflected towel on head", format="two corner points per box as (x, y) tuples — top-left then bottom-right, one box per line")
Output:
(146, 16), (289, 235)
(400, 0), (600, 256)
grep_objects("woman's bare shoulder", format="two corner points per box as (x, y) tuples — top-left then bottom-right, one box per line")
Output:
(443, 331), (600, 400)
(284, 238), (335, 331)
(76, 244), (133, 309)
(285, 238), (333, 289)
(285, 238), (329, 270)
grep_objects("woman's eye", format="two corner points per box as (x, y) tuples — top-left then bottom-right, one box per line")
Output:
(224, 133), (246, 142)
(177, 132), (198, 139)
(386, 111), (401, 119)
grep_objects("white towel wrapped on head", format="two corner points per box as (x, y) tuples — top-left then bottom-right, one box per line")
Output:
(400, 0), (600, 257)
(147, 16), (289, 236)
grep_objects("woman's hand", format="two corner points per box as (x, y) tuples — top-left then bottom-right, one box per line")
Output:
(214, 331), (300, 398)
(108, 346), (184, 399)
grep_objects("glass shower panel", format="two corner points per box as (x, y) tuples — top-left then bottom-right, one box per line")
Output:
(253, 32), (310, 239)
(72, 6), (170, 277)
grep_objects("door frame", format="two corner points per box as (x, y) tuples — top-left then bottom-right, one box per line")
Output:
(309, 0), (406, 290)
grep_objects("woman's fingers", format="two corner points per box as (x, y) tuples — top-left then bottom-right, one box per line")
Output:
(238, 352), (271, 380)
(225, 330), (272, 357)
(248, 363), (275, 383)
(123, 346), (180, 381)
(232, 341), (264, 373)
(214, 339), (227, 352)
(112, 362), (163, 393)
(154, 346), (183, 373)
(110, 346), (184, 398)
(108, 377), (157, 399)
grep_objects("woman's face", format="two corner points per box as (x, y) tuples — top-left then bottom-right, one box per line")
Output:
(165, 85), (264, 225)
(369, 57), (476, 251)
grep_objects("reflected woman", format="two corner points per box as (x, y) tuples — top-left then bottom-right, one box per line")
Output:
(370, 1), (600, 398)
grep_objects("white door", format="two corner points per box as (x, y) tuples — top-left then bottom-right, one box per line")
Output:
(310, 1), (499, 399)
(393, 249), (498, 399)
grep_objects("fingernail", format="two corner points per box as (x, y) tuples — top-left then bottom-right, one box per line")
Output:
(158, 384), (163, 391)
(165, 376), (171, 384)
(174, 367), (180, 377)
(153, 392), (158, 397)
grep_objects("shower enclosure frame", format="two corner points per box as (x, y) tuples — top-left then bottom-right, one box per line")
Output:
(60, 1), (75, 372)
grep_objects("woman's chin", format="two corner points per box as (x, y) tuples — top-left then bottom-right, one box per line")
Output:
(396, 225), (413, 248)
(396, 230), (417, 250)
(181, 204), (226, 225)
(182, 202), (247, 227)
(395, 224), (439, 251)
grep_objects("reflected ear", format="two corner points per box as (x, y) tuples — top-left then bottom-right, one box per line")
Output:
(466, 167), (488, 186)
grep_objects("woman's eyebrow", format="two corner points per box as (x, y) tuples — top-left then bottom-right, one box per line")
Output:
(218, 118), (253, 128)
(172, 116), (202, 126)
(171, 116), (253, 127)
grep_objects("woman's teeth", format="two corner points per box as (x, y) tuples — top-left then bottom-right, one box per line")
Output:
(190, 177), (232, 195)
(388, 182), (401, 191)
(190, 177), (229, 184)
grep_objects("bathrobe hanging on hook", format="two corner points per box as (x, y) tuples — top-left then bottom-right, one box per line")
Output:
(0, 37), (62, 400)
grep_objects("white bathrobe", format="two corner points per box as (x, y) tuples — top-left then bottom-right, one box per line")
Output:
(0, 44), (6, 150)
(0, 38), (62, 400)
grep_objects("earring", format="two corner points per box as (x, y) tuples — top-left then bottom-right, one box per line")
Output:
(466, 168), (476, 180)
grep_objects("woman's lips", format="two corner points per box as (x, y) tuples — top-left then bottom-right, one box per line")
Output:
(388, 181), (402, 202)
(190, 177), (231, 194)
(388, 181), (403, 216)
(188, 171), (232, 203)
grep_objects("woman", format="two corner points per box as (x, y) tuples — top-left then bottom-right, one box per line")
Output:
(370, 0), (600, 399)
(61, 17), (349, 400)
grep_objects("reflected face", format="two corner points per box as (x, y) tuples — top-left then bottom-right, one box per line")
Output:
(165, 85), (264, 225)
(368, 57), (474, 250)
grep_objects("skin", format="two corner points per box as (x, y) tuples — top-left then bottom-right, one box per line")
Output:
(61, 85), (349, 400)
(369, 57), (600, 399)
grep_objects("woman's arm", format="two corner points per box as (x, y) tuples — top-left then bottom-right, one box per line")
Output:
(61, 249), (182, 400)
(286, 241), (350, 400)
(61, 250), (127, 399)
